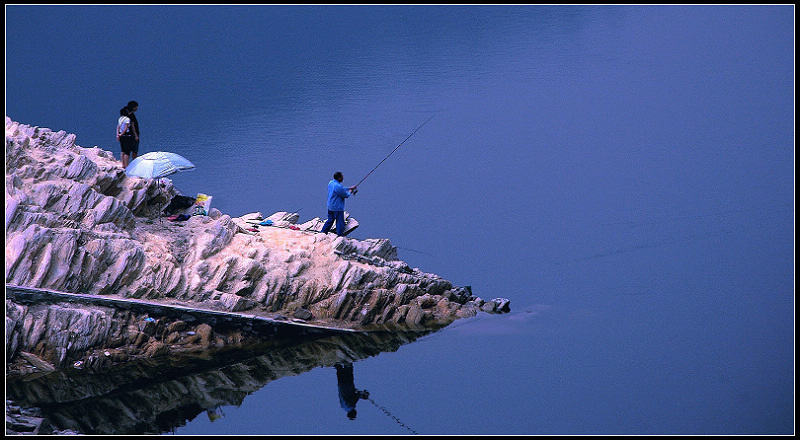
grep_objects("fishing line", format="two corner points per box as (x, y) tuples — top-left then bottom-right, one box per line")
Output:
(353, 113), (437, 189)
(366, 396), (420, 435)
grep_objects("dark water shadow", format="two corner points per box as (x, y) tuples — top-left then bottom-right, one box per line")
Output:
(5, 326), (436, 435)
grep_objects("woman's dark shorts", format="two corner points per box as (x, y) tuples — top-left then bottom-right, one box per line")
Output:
(119, 136), (138, 154)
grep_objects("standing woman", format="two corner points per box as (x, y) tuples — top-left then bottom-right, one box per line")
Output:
(116, 107), (138, 168)
(126, 100), (140, 162)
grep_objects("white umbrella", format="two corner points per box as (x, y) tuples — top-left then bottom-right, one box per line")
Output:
(125, 151), (196, 179)
(125, 151), (196, 222)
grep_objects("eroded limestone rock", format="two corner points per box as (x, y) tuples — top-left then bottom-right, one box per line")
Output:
(6, 118), (511, 380)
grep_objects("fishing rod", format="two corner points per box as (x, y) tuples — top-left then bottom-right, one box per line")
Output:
(353, 113), (436, 190)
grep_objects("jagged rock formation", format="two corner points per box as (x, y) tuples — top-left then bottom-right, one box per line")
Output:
(5, 117), (513, 435)
(6, 117), (510, 367)
(6, 117), (508, 326)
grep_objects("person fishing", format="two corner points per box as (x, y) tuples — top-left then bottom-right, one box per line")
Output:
(321, 171), (357, 236)
(320, 114), (435, 237)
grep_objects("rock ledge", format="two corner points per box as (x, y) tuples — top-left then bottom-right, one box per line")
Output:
(5, 117), (509, 373)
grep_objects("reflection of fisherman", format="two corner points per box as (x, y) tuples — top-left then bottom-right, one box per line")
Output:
(207, 405), (224, 422)
(335, 363), (369, 419)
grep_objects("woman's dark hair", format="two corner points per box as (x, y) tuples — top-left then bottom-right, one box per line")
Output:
(120, 107), (129, 116)
(333, 171), (343, 180)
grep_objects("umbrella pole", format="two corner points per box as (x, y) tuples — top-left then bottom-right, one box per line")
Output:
(157, 178), (164, 225)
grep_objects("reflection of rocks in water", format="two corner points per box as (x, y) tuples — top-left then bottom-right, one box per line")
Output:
(5, 327), (434, 435)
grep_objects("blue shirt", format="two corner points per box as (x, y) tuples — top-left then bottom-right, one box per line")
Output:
(327, 179), (351, 211)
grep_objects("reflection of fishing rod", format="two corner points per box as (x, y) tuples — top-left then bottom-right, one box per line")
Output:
(366, 396), (420, 435)
(353, 114), (436, 190)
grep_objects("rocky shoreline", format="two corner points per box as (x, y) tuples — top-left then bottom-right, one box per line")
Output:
(5, 117), (508, 326)
(5, 117), (508, 434)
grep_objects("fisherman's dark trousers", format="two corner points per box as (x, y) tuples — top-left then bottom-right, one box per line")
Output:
(322, 210), (345, 236)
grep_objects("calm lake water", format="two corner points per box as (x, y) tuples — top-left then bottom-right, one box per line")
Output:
(5, 5), (794, 435)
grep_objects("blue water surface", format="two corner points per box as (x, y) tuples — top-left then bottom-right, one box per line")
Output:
(5, 5), (794, 435)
